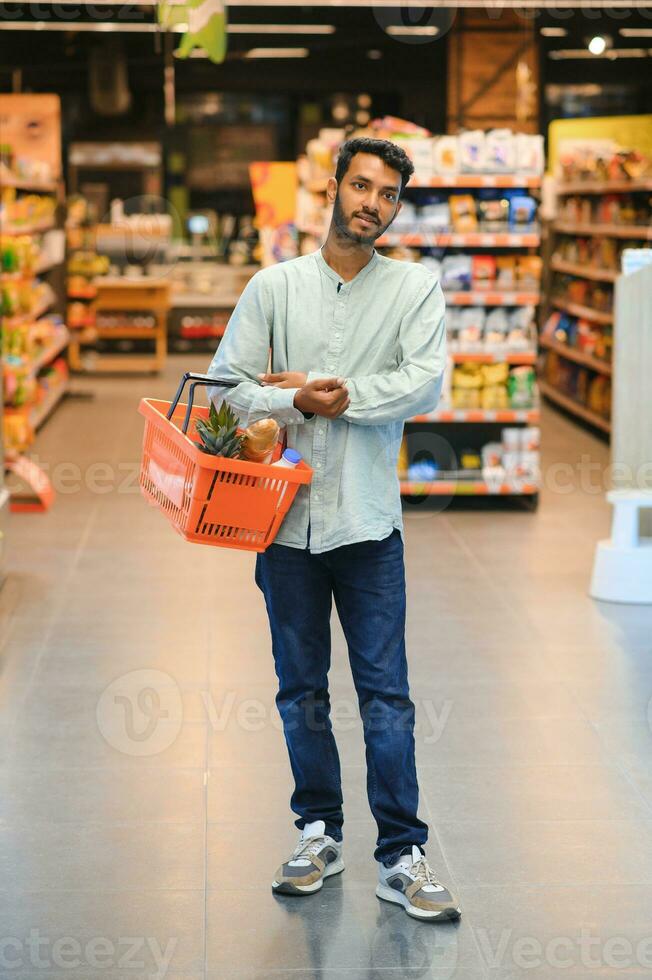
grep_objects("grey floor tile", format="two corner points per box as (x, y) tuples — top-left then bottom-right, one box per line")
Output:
(0, 768), (205, 824)
(460, 882), (652, 978)
(0, 822), (205, 893)
(435, 818), (652, 886)
(206, 884), (480, 978)
(420, 764), (652, 822)
(0, 889), (204, 975)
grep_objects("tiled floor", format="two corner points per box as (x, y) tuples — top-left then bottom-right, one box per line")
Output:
(1, 355), (652, 979)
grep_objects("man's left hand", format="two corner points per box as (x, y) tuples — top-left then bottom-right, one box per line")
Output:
(258, 371), (307, 389)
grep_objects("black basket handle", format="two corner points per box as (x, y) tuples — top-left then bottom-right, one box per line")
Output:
(166, 372), (257, 434)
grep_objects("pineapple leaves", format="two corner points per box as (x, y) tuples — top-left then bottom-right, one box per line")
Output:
(193, 401), (244, 459)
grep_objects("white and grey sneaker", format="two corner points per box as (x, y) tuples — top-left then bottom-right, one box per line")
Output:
(272, 820), (344, 896)
(376, 845), (461, 921)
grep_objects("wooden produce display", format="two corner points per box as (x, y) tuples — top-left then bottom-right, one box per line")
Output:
(68, 278), (170, 374)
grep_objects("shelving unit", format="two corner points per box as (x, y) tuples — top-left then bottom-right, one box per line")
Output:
(1, 99), (68, 528)
(539, 172), (651, 435)
(68, 278), (169, 374)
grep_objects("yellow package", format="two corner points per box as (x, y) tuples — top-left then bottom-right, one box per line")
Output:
(480, 384), (509, 410)
(453, 364), (483, 389)
(481, 362), (509, 386)
(452, 387), (482, 409)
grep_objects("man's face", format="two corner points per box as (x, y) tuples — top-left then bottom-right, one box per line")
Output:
(329, 152), (403, 245)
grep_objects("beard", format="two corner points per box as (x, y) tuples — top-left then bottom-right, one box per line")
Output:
(332, 194), (390, 246)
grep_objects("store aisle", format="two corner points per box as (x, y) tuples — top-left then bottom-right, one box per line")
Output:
(2, 355), (652, 980)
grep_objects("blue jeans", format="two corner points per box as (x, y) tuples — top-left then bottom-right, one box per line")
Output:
(254, 528), (428, 864)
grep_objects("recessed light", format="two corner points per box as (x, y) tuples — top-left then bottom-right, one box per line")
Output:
(588, 35), (608, 55)
(386, 25), (439, 37)
(245, 47), (309, 58)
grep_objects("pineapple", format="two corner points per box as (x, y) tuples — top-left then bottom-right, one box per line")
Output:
(194, 401), (244, 458)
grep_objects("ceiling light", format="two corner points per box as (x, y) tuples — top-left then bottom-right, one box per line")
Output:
(540, 27), (568, 37)
(386, 25), (439, 36)
(245, 47), (309, 58)
(549, 46), (647, 59)
(229, 23), (334, 33)
(588, 34), (607, 54)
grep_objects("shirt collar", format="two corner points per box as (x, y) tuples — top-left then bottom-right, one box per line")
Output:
(314, 246), (379, 287)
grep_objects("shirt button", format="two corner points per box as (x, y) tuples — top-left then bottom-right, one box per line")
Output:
(315, 462), (322, 468)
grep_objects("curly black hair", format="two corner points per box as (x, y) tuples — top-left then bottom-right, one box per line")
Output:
(334, 137), (415, 198)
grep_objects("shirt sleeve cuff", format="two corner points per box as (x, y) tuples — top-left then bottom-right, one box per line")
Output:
(265, 385), (309, 425)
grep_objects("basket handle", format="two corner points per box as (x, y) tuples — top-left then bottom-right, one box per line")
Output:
(166, 372), (253, 434)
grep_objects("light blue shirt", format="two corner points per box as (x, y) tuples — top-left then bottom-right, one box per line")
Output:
(207, 247), (446, 553)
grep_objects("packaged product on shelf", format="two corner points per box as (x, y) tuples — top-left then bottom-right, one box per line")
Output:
(460, 448), (482, 471)
(458, 131), (486, 172)
(445, 308), (461, 350)
(587, 375), (611, 418)
(484, 309), (510, 350)
(453, 362), (484, 390)
(507, 307), (535, 350)
(502, 427), (521, 452)
(484, 129), (517, 173)
(449, 195), (478, 232)
(419, 200), (450, 230)
(407, 459), (440, 481)
(471, 255), (496, 289)
(393, 137), (435, 182)
(481, 362), (510, 386)
(441, 255), (472, 291)
(481, 443), (503, 468)
(419, 254), (441, 277)
(516, 134), (545, 175)
(390, 200), (419, 230)
(477, 196), (510, 231)
(432, 136), (460, 176)
(508, 366), (536, 409)
(508, 194), (537, 228)
(457, 308), (485, 350)
(495, 256), (517, 288)
(452, 387), (481, 410)
(521, 427), (540, 451)
(516, 255), (543, 288)
(480, 384), (509, 410)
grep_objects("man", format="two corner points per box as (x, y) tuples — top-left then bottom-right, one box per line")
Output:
(207, 137), (460, 922)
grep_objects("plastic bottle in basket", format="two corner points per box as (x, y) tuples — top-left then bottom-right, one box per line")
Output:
(271, 449), (302, 508)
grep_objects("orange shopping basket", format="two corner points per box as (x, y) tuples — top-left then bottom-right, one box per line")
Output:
(138, 372), (313, 552)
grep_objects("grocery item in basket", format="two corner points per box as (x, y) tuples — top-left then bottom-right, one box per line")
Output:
(241, 417), (280, 464)
(194, 401), (244, 458)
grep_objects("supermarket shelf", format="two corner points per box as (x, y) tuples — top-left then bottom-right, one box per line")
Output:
(450, 350), (537, 365)
(555, 179), (652, 195)
(550, 258), (619, 283)
(2, 294), (54, 327)
(445, 290), (540, 306)
(28, 328), (70, 377)
(377, 231), (540, 248)
(0, 167), (59, 193)
(30, 381), (67, 430)
(400, 479), (538, 496)
(409, 407), (540, 423)
(539, 379), (611, 433)
(551, 296), (613, 325)
(554, 221), (652, 241)
(409, 174), (542, 189)
(539, 335), (612, 375)
(94, 326), (158, 339)
(1, 218), (56, 237)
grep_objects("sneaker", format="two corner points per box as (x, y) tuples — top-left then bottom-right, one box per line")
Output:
(272, 820), (344, 896)
(376, 845), (461, 921)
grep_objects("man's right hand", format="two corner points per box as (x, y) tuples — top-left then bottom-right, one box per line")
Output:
(293, 377), (350, 419)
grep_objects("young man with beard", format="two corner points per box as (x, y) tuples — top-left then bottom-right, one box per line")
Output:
(207, 138), (459, 921)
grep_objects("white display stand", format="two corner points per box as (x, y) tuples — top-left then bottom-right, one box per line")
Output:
(590, 262), (652, 604)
